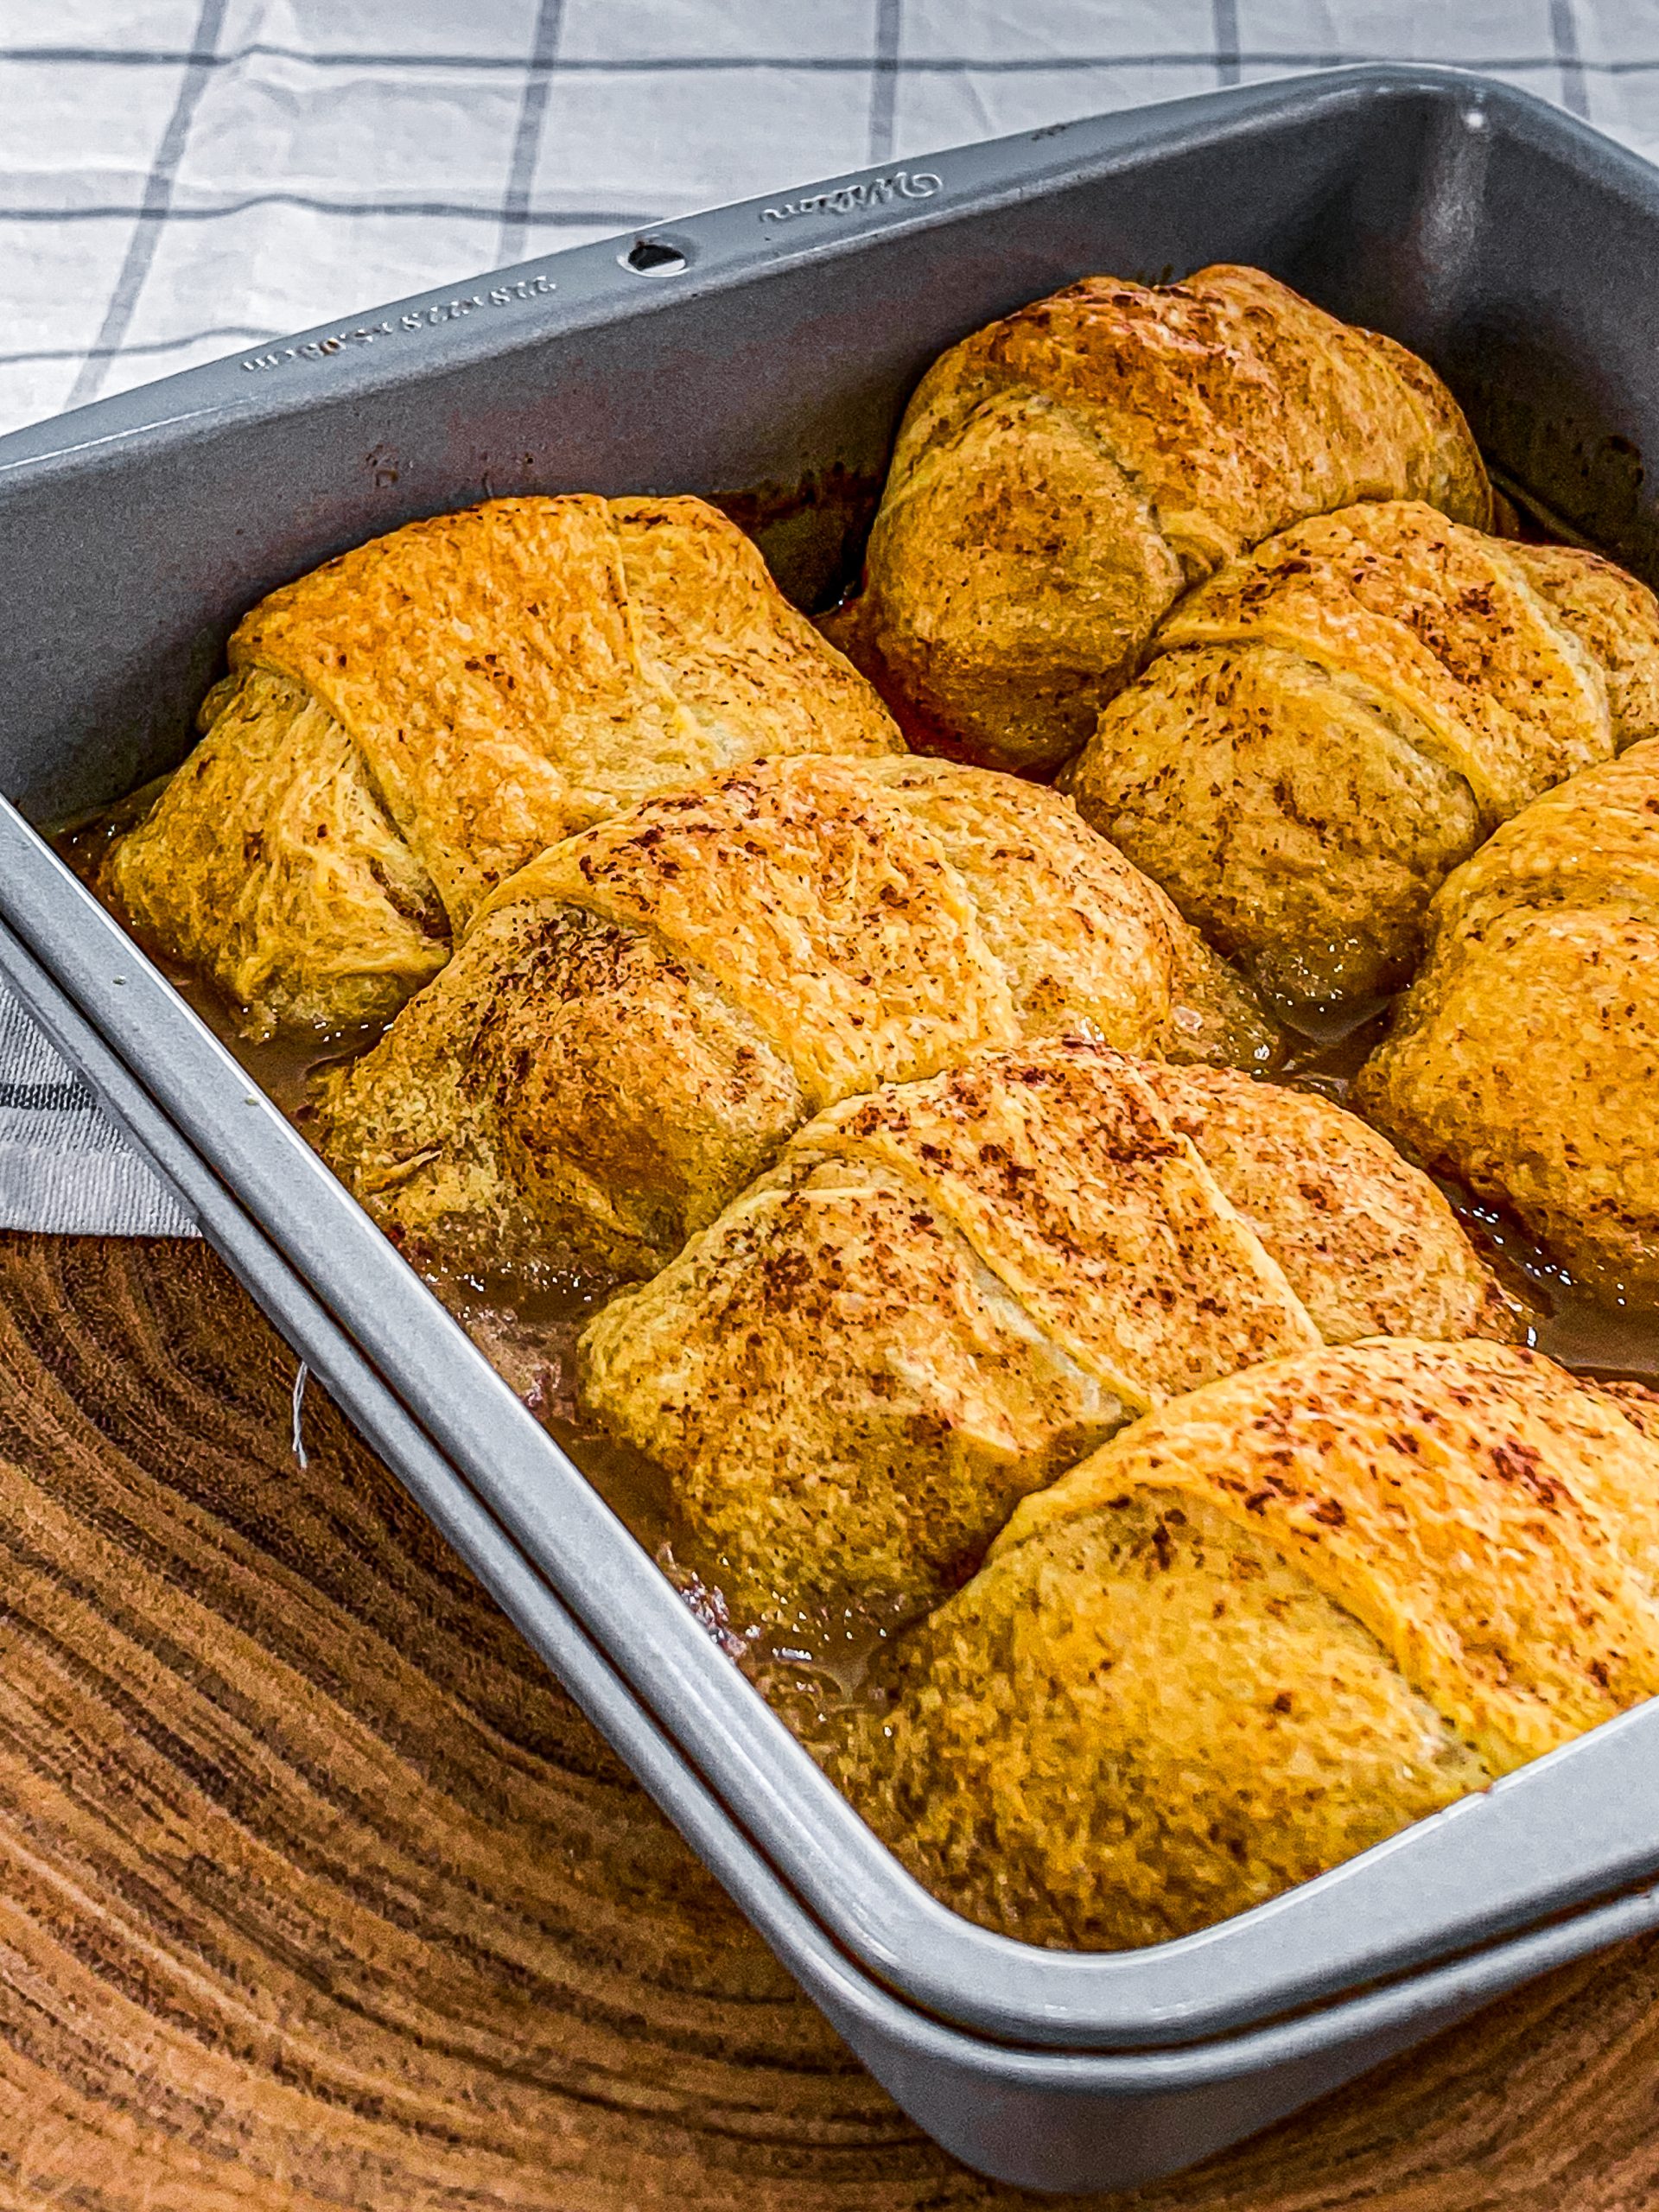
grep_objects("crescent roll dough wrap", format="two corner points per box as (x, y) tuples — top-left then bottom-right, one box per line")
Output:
(311, 757), (1274, 1281)
(312, 759), (1274, 1281)
(834, 1341), (1659, 1949)
(103, 494), (902, 1035)
(1064, 501), (1659, 1004)
(1356, 735), (1659, 1299)
(580, 1038), (1516, 1618)
(826, 264), (1491, 773)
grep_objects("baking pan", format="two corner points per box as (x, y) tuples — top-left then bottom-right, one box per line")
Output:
(3, 63), (1659, 2191)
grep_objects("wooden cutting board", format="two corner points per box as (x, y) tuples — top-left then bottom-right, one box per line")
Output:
(0, 1228), (1655, 2210)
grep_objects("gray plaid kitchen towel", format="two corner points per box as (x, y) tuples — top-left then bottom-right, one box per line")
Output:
(2, 0), (1656, 1236)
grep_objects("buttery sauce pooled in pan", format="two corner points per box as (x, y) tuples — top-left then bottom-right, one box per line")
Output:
(55, 786), (1659, 1746)
(58, 801), (912, 1728)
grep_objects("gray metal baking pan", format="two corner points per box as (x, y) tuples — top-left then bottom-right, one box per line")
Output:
(2, 62), (1658, 2192)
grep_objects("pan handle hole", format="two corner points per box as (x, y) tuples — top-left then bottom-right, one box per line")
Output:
(624, 237), (689, 276)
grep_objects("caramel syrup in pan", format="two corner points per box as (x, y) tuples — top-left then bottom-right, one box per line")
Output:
(57, 804), (913, 1732)
(54, 789), (1659, 1742)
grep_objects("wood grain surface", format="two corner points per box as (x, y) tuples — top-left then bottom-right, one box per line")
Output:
(0, 1230), (1656, 2210)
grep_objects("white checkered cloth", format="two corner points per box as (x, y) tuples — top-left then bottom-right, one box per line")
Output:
(2, 0), (1655, 1236)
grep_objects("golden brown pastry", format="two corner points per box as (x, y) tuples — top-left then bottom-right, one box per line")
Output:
(1063, 501), (1659, 1005)
(834, 1340), (1659, 1950)
(580, 1039), (1517, 1620)
(824, 264), (1491, 774)
(312, 760), (1274, 1281)
(1356, 735), (1659, 1300)
(103, 495), (903, 1036)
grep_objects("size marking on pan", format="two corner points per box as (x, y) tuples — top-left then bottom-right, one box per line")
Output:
(240, 273), (557, 373)
(760, 169), (943, 224)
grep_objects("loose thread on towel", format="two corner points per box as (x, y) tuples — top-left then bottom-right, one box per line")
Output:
(291, 1361), (310, 1470)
